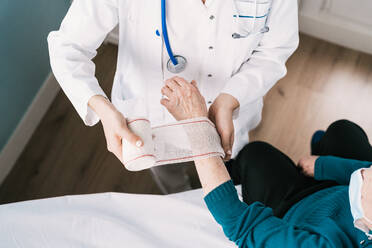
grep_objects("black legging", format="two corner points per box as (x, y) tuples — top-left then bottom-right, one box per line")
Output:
(227, 120), (372, 218)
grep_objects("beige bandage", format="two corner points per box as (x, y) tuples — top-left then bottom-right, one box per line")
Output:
(122, 117), (225, 171)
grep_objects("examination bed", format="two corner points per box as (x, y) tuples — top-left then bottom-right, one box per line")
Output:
(0, 186), (241, 247)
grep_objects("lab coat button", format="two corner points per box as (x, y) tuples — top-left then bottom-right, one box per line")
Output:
(208, 74), (212, 77)
(208, 46), (214, 50)
(209, 15), (215, 20)
(208, 101), (212, 104)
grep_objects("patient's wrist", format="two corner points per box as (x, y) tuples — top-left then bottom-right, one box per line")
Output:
(182, 117), (225, 159)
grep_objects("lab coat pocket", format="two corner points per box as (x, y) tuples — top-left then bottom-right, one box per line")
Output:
(233, 0), (271, 36)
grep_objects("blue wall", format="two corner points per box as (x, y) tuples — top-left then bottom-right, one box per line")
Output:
(0, 0), (70, 151)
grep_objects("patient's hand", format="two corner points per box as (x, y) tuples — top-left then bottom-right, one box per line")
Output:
(297, 155), (318, 177)
(160, 76), (208, 121)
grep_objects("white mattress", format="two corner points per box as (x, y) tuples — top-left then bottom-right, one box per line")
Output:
(0, 186), (242, 247)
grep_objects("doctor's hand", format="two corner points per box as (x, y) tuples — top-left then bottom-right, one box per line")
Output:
(88, 95), (143, 164)
(209, 94), (239, 161)
(160, 76), (208, 121)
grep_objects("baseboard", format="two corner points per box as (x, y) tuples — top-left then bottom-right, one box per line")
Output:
(299, 13), (372, 55)
(0, 73), (60, 185)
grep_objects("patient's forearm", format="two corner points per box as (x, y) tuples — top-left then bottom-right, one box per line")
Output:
(194, 156), (231, 196)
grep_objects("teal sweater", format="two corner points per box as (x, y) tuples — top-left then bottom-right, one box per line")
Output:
(204, 156), (372, 247)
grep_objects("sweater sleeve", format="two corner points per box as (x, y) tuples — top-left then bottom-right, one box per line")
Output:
(314, 156), (372, 185)
(204, 181), (335, 248)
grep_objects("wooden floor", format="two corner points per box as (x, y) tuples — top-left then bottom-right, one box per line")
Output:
(1, 34), (372, 204)
(250, 34), (372, 162)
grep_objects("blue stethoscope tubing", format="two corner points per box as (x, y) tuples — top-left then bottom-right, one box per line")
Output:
(161, 0), (188, 74)
(161, 0), (178, 66)
(161, 0), (270, 73)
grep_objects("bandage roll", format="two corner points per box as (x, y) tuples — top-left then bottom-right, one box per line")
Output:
(122, 117), (225, 171)
(121, 118), (156, 171)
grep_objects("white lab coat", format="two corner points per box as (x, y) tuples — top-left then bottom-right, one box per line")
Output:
(47, 0), (299, 158)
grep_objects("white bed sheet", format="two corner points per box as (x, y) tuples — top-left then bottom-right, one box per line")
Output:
(0, 186), (242, 248)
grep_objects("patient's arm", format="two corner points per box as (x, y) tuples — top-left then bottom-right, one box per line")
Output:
(193, 155), (231, 195)
(160, 76), (231, 195)
(315, 156), (372, 185)
(160, 76), (338, 247)
(299, 155), (372, 185)
(192, 146), (337, 248)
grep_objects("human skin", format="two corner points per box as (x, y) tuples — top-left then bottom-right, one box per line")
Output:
(209, 93), (239, 161)
(160, 76), (231, 195)
(298, 156), (372, 230)
(88, 95), (143, 163)
(162, 77), (239, 161)
(88, 80), (239, 164)
(361, 167), (372, 230)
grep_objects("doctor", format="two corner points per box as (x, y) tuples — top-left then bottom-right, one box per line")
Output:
(48, 0), (299, 192)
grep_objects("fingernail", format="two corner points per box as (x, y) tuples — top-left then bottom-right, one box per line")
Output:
(136, 140), (143, 147)
(227, 150), (232, 155)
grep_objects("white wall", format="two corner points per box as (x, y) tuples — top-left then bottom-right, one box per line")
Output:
(299, 0), (372, 55)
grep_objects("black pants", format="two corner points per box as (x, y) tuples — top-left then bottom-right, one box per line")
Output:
(228, 120), (372, 218)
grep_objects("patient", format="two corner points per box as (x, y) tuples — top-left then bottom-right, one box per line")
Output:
(161, 76), (372, 247)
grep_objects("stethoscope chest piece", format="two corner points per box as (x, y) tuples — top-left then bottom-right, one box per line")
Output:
(167, 55), (187, 74)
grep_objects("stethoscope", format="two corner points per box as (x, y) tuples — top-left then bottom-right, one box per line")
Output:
(161, 0), (270, 74)
(161, 0), (187, 74)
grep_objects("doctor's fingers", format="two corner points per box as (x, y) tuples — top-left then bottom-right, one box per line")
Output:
(216, 118), (234, 160)
(226, 134), (234, 161)
(119, 127), (143, 148)
(221, 132), (234, 161)
(106, 134), (124, 163)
